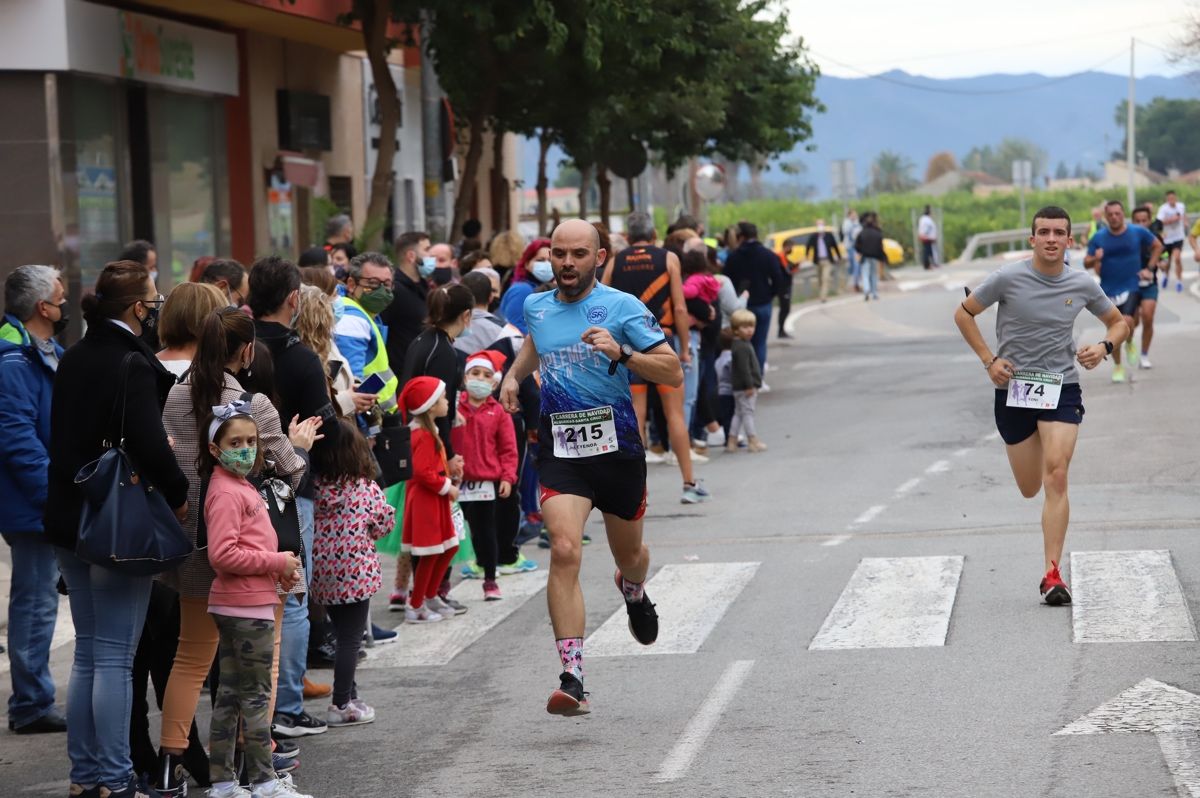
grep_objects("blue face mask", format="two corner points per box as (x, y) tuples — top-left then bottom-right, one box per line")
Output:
(716, 248), (729, 266)
(531, 260), (554, 284)
(419, 257), (437, 279)
(332, 297), (346, 322)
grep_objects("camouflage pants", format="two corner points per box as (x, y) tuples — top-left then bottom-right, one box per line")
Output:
(209, 614), (276, 787)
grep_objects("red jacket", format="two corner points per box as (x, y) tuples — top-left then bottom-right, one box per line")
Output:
(402, 426), (457, 556)
(451, 395), (518, 485)
(204, 466), (289, 607)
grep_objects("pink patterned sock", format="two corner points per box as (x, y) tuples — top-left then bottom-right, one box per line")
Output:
(556, 637), (583, 682)
(621, 575), (644, 603)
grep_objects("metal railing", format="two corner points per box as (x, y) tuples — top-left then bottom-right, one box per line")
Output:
(956, 222), (1091, 263)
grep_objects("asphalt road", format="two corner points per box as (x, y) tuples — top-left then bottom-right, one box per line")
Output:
(4, 258), (1200, 798)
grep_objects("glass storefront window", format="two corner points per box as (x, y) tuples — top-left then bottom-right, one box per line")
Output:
(72, 78), (125, 287)
(150, 91), (228, 289)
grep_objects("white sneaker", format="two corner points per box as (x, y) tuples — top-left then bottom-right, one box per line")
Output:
(689, 450), (710, 464)
(209, 784), (252, 798)
(349, 698), (376, 722)
(691, 438), (708, 449)
(705, 428), (726, 447)
(425, 597), (458, 618)
(327, 701), (374, 727)
(1139, 356), (1153, 369)
(661, 450), (678, 466)
(404, 606), (442, 624)
(643, 449), (664, 464)
(759, 382), (771, 394)
(250, 779), (313, 798)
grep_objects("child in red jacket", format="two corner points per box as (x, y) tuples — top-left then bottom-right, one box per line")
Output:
(399, 376), (460, 624)
(201, 402), (302, 798)
(451, 351), (518, 600)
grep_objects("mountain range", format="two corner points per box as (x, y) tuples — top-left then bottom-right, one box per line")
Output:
(521, 69), (1200, 200)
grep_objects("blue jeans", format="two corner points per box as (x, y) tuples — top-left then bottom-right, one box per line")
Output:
(861, 257), (880, 298)
(56, 550), (153, 790)
(3, 533), (60, 729)
(681, 330), (701, 431)
(846, 247), (859, 286)
(748, 302), (773, 370)
(275, 496), (313, 717)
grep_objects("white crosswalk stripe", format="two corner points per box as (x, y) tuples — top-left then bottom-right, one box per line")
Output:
(587, 562), (760, 657)
(810, 556), (964, 650)
(1070, 550), (1197, 643)
(360, 572), (548, 668)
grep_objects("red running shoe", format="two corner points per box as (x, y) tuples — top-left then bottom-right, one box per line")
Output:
(1039, 561), (1072, 606)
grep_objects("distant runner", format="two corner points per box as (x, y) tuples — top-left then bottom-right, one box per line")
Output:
(955, 206), (1129, 605)
(1130, 205), (1164, 369)
(1155, 190), (1186, 293)
(501, 219), (683, 716)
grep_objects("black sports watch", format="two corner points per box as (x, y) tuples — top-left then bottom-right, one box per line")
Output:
(1100, 340), (1114, 356)
(608, 343), (635, 375)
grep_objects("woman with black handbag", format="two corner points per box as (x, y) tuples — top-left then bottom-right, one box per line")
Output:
(45, 260), (190, 798)
(153, 308), (319, 798)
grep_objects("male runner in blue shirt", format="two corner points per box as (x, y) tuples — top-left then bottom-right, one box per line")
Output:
(500, 219), (683, 716)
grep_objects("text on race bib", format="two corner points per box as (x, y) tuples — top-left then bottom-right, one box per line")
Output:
(458, 480), (496, 502)
(1006, 369), (1064, 410)
(550, 406), (619, 459)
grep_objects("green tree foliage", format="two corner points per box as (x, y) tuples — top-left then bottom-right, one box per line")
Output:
(1114, 98), (1200, 173)
(1055, 161), (1069, 179)
(962, 137), (1048, 182)
(871, 151), (917, 194)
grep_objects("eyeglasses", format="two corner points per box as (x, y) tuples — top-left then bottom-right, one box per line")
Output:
(141, 295), (165, 308)
(357, 277), (393, 291)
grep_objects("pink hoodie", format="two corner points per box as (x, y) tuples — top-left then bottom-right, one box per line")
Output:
(683, 272), (720, 303)
(204, 466), (289, 607)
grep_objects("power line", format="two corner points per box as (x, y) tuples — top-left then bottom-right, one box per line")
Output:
(810, 49), (1129, 95)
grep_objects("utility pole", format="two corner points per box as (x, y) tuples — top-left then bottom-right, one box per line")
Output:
(421, 10), (448, 243)
(1126, 37), (1136, 211)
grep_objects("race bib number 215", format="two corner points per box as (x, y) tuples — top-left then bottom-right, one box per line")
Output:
(551, 406), (618, 458)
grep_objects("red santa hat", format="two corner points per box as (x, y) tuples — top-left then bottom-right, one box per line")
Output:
(464, 349), (507, 376)
(399, 376), (445, 420)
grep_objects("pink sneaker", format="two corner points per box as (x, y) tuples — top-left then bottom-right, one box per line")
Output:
(483, 580), (502, 601)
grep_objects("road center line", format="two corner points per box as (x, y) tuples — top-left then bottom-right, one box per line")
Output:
(821, 534), (852, 547)
(953, 447), (973, 458)
(653, 660), (755, 783)
(848, 504), (887, 529)
(893, 477), (922, 497)
(925, 459), (951, 474)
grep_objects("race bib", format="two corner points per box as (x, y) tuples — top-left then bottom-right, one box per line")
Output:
(1006, 369), (1063, 410)
(550, 406), (619, 458)
(458, 480), (496, 502)
(450, 502), (466, 542)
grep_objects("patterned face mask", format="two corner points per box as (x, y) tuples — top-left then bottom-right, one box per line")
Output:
(217, 446), (257, 477)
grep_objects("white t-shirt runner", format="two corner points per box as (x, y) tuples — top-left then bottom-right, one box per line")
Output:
(1156, 201), (1187, 244)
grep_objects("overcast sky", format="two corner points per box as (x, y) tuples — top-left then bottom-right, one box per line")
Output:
(782, 0), (1195, 79)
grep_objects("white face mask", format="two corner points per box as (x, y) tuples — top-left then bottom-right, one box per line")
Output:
(465, 378), (494, 400)
(531, 260), (554, 284)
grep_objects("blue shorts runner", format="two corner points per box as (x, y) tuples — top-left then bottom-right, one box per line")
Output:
(993, 383), (1084, 445)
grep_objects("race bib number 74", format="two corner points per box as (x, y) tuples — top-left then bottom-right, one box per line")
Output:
(1006, 369), (1063, 410)
(551, 406), (619, 458)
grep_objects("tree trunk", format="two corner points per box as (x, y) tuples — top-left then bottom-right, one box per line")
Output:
(361, 0), (400, 252)
(626, 176), (636, 213)
(578, 162), (593, 219)
(450, 83), (497, 241)
(596, 164), (611, 229)
(491, 123), (509, 232)
(748, 161), (764, 200)
(536, 131), (551, 236)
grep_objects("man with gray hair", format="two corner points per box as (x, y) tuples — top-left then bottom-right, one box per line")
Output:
(324, 213), (354, 248)
(334, 251), (394, 412)
(0, 265), (67, 734)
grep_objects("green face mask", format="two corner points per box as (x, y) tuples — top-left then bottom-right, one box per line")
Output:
(357, 286), (394, 315)
(217, 446), (257, 477)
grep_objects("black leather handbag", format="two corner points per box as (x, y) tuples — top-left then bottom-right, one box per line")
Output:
(373, 416), (412, 487)
(73, 352), (193, 575)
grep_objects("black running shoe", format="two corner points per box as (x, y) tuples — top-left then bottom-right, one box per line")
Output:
(271, 710), (327, 738)
(153, 752), (189, 797)
(273, 739), (299, 760)
(615, 570), (658, 645)
(546, 672), (590, 716)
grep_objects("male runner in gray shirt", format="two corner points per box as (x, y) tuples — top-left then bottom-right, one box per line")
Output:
(954, 206), (1129, 605)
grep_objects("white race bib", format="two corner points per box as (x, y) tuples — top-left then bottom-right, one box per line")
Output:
(1006, 369), (1064, 410)
(458, 480), (496, 502)
(551, 406), (619, 458)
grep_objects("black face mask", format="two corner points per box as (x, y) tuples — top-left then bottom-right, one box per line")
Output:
(141, 305), (160, 330)
(487, 298), (501, 314)
(431, 268), (453, 286)
(51, 301), (69, 335)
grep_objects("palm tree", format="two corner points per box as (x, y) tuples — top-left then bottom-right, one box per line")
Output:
(871, 150), (916, 194)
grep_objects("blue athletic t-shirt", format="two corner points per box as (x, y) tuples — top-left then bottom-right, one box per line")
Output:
(1087, 225), (1156, 297)
(524, 283), (668, 459)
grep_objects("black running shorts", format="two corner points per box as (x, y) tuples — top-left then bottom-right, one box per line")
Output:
(993, 383), (1084, 445)
(537, 455), (648, 521)
(1165, 240), (1184, 254)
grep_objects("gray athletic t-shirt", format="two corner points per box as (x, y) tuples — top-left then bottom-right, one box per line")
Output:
(971, 260), (1113, 383)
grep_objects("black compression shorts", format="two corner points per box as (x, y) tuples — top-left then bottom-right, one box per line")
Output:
(537, 455), (648, 521)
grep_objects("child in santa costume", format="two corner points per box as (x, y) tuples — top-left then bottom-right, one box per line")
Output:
(451, 350), (518, 600)
(399, 376), (460, 624)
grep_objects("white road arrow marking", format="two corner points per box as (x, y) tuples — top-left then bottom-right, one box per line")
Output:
(1056, 679), (1200, 797)
(1071, 550), (1197, 643)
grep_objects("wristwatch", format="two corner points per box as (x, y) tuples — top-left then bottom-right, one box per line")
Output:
(1100, 340), (1114, 356)
(608, 343), (635, 375)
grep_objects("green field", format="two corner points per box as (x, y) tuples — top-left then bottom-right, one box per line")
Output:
(673, 185), (1200, 262)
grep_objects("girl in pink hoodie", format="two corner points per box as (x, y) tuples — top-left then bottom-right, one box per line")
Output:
(202, 401), (303, 798)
